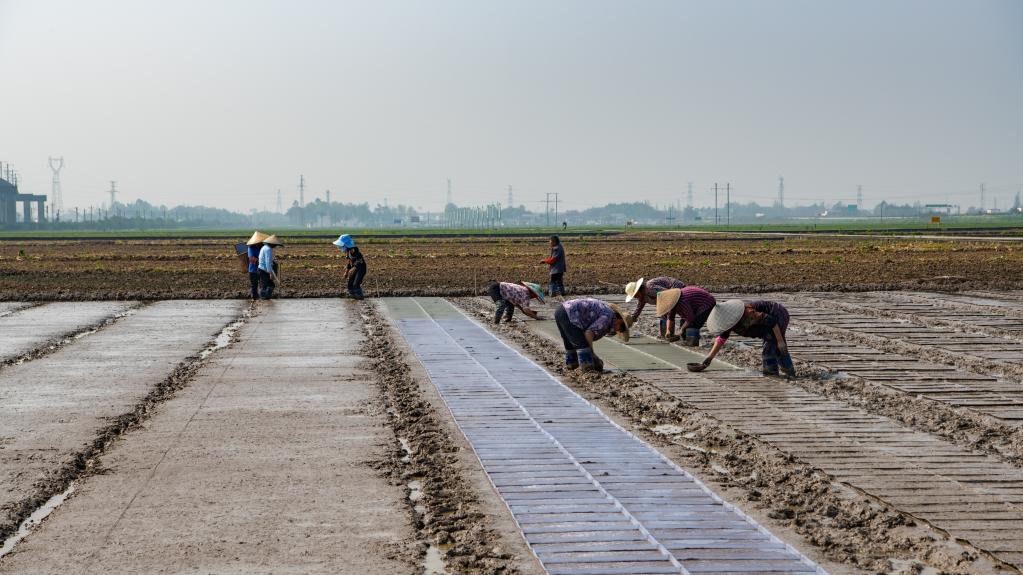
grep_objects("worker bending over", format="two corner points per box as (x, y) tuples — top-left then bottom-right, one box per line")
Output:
(555, 298), (632, 374)
(625, 276), (686, 338)
(698, 299), (795, 377)
(487, 281), (545, 323)
(655, 286), (716, 345)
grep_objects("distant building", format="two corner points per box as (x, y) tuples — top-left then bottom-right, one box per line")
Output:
(0, 174), (47, 226)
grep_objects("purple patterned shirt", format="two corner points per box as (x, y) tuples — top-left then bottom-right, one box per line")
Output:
(631, 276), (686, 320)
(498, 282), (532, 309)
(563, 298), (615, 340)
(667, 286), (717, 324)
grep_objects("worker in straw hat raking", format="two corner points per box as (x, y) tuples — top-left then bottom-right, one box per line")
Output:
(257, 235), (284, 300)
(486, 280), (546, 323)
(333, 234), (367, 300)
(654, 286), (716, 346)
(694, 299), (795, 377)
(555, 297), (633, 374)
(244, 231), (269, 301)
(625, 276), (686, 338)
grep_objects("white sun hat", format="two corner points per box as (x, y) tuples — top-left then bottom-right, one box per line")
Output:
(624, 277), (644, 302)
(706, 299), (746, 335)
(655, 288), (683, 318)
(246, 231), (269, 246)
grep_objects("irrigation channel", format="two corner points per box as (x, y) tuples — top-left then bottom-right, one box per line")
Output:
(1, 293), (1022, 573)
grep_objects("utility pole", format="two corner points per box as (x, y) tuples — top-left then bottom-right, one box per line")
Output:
(554, 193), (559, 225)
(48, 157), (64, 214)
(714, 183), (719, 225)
(778, 176), (785, 208)
(545, 193), (551, 226)
(980, 182), (986, 213)
(299, 175), (305, 207)
(857, 184), (863, 208)
(726, 183), (731, 226)
(686, 182), (693, 209)
(108, 181), (118, 209)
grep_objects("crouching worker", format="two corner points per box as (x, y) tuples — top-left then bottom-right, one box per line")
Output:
(698, 299), (795, 377)
(625, 276), (686, 338)
(333, 234), (367, 300)
(555, 298), (632, 374)
(487, 281), (545, 323)
(655, 287), (716, 345)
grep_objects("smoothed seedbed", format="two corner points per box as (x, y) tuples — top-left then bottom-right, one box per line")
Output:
(385, 297), (823, 575)
(0, 301), (136, 363)
(0, 299), (411, 574)
(0, 300), (241, 536)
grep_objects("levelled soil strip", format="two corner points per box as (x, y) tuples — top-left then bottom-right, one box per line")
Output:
(0, 304), (251, 547)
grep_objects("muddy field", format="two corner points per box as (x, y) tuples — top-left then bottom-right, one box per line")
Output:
(2, 232), (1022, 300)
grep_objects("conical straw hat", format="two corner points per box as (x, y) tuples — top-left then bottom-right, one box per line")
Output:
(608, 303), (632, 342)
(263, 235), (284, 246)
(520, 281), (545, 303)
(706, 299), (746, 335)
(624, 277), (644, 302)
(655, 288), (683, 318)
(246, 231), (269, 246)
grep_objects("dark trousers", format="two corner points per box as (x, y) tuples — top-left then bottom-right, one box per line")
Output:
(248, 272), (260, 300)
(549, 272), (565, 296)
(347, 263), (366, 299)
(258, 270), (275, 299)
(761, 309), (791, 372)
(488, 283), (513, 323)
(555, 305), (588, 351)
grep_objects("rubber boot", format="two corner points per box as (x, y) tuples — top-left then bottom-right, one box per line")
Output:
(683, 327), (700, 347)
(665, 333), (681, 343)
(762, 355), (780, 376)
(577, 347), (599, 374)
(779, 353), (796, 378)
(564, 350), (579, 370)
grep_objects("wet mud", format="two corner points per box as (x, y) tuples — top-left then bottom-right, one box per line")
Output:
(359, 301), (523, 575)
(0, 304), (252, 545)
(453, 296), (1005, 574)
(0, 303), (146, 369)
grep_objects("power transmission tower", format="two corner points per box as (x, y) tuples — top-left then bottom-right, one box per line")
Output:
(108, 181), (118, 209)
(980, 182), (986, 212)
(726, 183), (731, 226)
(857, 185), (863, 208)
(777, 176), (785, 208)
(447, 178), (452, 206)
(276, 189), (283, 213)
(507, 185), (513, 208)
(299, 175), (305, 207)
(325, 189), (331, 204)
(48, 157), (64, 215)
(686, 182), (693, 209)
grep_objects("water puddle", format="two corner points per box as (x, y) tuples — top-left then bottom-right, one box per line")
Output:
(0, 483), (75, 558)
(651, 424), (687, 435)
(199, 319), (245, 360)
(408, 477), (426, 514)
(399, 437), (412, 463)
(423, 543), (452, 575)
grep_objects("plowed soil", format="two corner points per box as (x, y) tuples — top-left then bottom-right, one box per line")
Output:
(2, 233), (1021, 300)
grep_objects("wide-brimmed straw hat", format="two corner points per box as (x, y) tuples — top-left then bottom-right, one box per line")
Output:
(263, 235), (284, 246)
(520, 281), (545, 303)
(706, 299), (746, 334)
(624, 277), (644, 303)
(608, 303), (633, 342)
(655, 288), (682, 318)
(246, 231), (269, 246)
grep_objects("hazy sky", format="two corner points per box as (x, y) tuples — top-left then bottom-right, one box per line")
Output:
(1, 0), (1021, 212)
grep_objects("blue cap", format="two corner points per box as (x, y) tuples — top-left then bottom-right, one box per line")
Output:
(332, 234), (355, 249)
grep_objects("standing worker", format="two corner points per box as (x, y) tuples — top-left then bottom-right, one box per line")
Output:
(625, 276), (686, 337)
(555, 297), (632, 374)
(542, 235), (567, 299)
(333, 234), (367, 300)
(486, 281), (545, 323)
(258, 235), (284, 299)
(245, 231), (269, 301)
(654, 287), (716, 345)
(695, 299), (795, 377)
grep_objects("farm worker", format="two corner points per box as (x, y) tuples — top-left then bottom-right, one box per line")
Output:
(555, 298), (632, 374)
(654, 287), (716, 346)
(333, 234), (367, 300)
(542, 235), (567, 299)
(245, 231), (269, 301)
(258, 235), (284, 299)
(625, 276), (686, 336)
(698, 299), (795, 377)
(486, 281), (545, 323)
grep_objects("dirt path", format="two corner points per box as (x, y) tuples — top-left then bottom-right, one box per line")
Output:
(0, 299), (414, 574)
